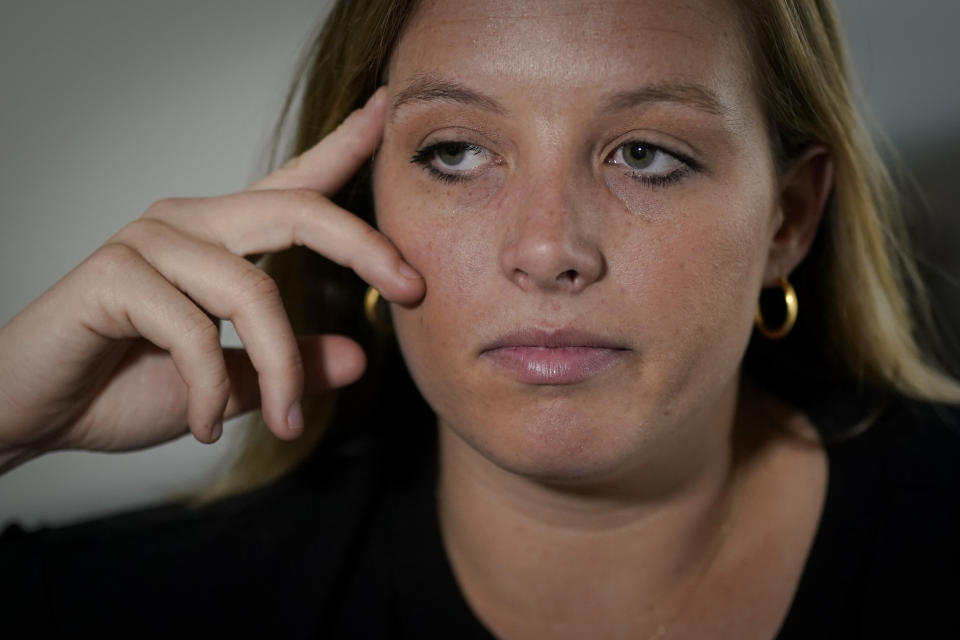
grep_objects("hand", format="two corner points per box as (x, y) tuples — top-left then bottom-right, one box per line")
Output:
(0, 87), (423, 471)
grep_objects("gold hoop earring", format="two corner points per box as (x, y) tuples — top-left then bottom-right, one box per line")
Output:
(754, 276), (798, 340)
(364, 286), (393, 332)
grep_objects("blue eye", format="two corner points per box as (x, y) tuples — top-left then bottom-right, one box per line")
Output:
(411, 141), (493, 183)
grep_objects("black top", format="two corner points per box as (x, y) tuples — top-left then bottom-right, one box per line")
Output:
(2, 395), (959, 639)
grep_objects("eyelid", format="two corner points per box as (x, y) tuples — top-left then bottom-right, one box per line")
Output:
(414, 123), (507, 157)
(603, 138), (699, 172)
(600, 137), (703, 190)
(409, 131), (702, 187)
(411, 140), (499, 183)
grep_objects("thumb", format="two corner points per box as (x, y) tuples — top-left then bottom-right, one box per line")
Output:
(222, 334), (366, 425)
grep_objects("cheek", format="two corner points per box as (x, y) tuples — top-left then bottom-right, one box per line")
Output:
(374, 152), (501, 301)
(665, 209), (762, 302)
(601, 178), (768, 348)
(373, 163), (499, 382)
(379, 198), (492, 308)
(629, 187), (773, 377)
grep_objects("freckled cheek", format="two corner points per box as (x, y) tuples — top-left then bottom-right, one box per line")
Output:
(620, 201), (769, 345)
(375, 153), (501, 229)
(603, 173), (672, 220)
(390, 221), (495, 385)
(379, 214), (493, 299)
(374, 179), (503, 358)
(406, 225), (491, 306)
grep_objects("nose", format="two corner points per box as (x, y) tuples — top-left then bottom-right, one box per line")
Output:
(499, 176), (606, 294)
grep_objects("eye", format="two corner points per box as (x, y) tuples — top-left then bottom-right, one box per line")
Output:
(411, 141), (494, 183)
(606, 141), (697, 187)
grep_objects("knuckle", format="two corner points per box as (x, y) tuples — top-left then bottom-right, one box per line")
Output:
(76, 244), (146, 329)
(194, 364), (231, 399)
(110, 217), (168, 246)
(86, 242), (142, 279)
(179, 309), (220, 349)
(359, 221), (381, 242)
(210, 370), (232, 397)
(286, 187), (327, 209)
(235, 266), (282, 307)
(143, 197), (185, 220)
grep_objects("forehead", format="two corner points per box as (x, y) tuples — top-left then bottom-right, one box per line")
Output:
(390, 0), (753, 114)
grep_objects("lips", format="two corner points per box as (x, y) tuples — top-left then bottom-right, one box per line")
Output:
(479, 328), (630, 385)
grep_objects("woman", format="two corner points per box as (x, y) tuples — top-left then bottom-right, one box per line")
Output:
(2, 0), (959, 637)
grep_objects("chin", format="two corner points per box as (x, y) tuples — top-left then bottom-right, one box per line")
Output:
(445, 397), (651, 486)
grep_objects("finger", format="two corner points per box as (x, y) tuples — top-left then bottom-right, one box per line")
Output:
(250, 86), (388, 195)
(82, 244), (231, 444)
(143, 190), (425, 305)
(221, 335), (366, 422)
(109, 218), (306, 439)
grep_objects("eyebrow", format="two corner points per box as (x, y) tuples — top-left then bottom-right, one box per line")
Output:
(391, 73), (728, 119)
(602, 82), (728, 118)
(392, 74), (509, 116)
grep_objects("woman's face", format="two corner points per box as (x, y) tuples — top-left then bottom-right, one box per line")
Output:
(374, 0), (787, 483)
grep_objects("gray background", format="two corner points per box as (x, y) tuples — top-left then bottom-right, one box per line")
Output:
(1, 0), (958, 528)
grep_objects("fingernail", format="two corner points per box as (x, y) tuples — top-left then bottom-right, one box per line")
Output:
(210, 420), (223, 443)
(398, 261), (422, 279)
(287, 402), (304, 434)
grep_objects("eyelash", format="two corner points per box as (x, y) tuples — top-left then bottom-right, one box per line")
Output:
(611, 142), (699, 188)
(410, 140), (700, 187)
(410, 142), (487, 184)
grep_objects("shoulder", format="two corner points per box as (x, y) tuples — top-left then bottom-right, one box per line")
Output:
(814, 395), (960, 547)
(776, 396), (960, 638)
(809, 398), (960, 636)
(0, 432), (391, 636)
(829, 397), (960, 493)
(3, 431), (389, 546)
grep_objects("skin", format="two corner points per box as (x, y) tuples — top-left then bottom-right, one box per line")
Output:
(374, 0), (833, 637)
(0, 0), (832, 636)
(0, 89), (424, 470)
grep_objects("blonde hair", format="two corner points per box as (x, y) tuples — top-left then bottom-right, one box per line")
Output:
(189, 0), (960, 505)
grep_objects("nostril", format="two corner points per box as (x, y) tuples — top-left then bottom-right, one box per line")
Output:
(501, 230), (606, 293)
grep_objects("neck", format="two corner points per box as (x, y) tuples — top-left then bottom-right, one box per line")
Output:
(436, 376), (749, 638)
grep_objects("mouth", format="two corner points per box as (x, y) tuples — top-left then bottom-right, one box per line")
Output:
(479, 328), (631, 385)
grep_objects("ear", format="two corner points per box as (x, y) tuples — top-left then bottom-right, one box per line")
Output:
(762, 145), (834, 286)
